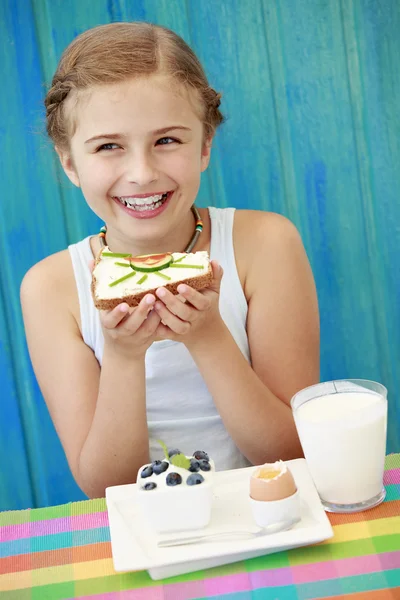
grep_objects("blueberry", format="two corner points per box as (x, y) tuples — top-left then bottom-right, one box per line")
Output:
(193, 450), (209, 461)
(199, 459), (211, 472)
(142, 482), (157, 490)
(187, 473), (204, 486)
(168, 448), (181, 458)
(166, 472), (182, 486)
(140, 465), (153, 478)
(189, 458), (200, 472)
(152, 460), (169, 475)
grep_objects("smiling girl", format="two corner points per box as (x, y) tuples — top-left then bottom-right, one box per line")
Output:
(21, 22), (319, 499)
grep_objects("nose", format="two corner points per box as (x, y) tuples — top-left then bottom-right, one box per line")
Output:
(125, 150), (158, 186)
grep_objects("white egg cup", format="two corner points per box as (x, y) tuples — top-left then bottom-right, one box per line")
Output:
(249, 490), (300, 529)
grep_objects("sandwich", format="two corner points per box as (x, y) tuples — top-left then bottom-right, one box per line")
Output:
(91, 247), (213, 310)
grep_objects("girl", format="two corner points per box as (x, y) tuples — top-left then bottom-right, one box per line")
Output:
(21, 22), (319, 499)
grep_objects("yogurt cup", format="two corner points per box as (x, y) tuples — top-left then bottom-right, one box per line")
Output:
(136, 458), (214, 533)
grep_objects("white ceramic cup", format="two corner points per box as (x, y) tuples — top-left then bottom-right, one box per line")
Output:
(249, 490), (300, 528)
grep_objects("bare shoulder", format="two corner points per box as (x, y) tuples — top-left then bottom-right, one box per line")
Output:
(234, 209), (301, 245)
(233, 209), (305, 295)
(21, 249), (80, 326)
(21, 249), (73, 296)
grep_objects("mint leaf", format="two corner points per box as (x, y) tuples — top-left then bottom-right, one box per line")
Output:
(157, 439), (170, 461)
(170, 453), (190, 469)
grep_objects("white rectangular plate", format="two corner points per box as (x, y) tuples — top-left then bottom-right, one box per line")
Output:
(106, 459), (333, 580)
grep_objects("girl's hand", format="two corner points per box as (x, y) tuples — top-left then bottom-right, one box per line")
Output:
(88, 259), (161, 358)
(153, 260), (224, 346)
(99, 295), (161, 359)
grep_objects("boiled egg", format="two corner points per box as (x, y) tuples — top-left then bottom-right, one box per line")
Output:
(250, 460), (297, 501)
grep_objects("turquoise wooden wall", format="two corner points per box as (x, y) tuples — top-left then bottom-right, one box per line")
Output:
(1, 0), (399, 510)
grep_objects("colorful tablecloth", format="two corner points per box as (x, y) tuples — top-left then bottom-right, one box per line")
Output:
(0, 455), (399, 600)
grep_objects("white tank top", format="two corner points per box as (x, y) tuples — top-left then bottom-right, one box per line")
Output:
(68, 207), (251, 470)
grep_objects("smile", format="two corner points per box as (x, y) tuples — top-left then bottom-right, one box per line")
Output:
(114, 192), (171, 212)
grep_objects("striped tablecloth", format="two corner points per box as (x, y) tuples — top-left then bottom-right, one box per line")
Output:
(0, 455), (399, 600)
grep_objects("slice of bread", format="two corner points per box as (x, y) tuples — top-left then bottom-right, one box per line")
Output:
(91, 248), (213, 310)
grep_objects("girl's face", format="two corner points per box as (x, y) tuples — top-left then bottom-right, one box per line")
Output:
(59, 74), (211, 251)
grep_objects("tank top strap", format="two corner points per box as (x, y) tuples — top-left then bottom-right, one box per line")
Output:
(68, 236), (104, 363)
(208, 207), (249, 337)
(209, 206), (235, 264)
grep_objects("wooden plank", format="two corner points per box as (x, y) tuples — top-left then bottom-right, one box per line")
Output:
(0, 0), (86, 508)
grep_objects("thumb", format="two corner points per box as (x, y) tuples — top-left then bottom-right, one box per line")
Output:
(88, 259), (95, 273)
(209, 260), (223, 293)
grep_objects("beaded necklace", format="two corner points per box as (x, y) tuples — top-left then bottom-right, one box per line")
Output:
(98, 204), (203, 253)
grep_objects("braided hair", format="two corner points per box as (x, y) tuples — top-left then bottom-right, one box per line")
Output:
(44, 22), (224, 149)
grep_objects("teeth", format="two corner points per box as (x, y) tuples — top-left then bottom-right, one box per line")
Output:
(117, 192), (169, 211)
(134, 194), (163, 205)
(120, 193), (163, 206)
(133, 201), (163, 211)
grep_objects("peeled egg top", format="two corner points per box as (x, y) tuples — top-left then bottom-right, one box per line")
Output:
(250, 460), (297, 501)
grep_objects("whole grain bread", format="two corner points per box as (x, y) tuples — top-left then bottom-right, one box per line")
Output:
(91, 251), (213, 310)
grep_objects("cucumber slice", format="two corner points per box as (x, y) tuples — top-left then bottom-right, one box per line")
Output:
(102, 251), (132, 258)
(129, 253), (173, 273)
(169, 264), (203, 269)
(109, 270), (136, 287)
(114, 261), (132, 267)
(154, 271), (172, 281)
(137, 274), (148, 285)
(172, 255), (187, 263)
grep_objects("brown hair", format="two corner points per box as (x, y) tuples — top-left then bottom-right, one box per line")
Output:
(45, 22), (224, 149)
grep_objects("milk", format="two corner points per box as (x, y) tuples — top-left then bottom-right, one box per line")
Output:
(294, 392), (387, 505)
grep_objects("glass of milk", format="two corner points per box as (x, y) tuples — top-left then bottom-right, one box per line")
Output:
(291, 379), (387, 513)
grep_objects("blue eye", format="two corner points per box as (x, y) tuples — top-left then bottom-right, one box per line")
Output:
(156, 137), (178, 145)
(97, 143), (120, 151)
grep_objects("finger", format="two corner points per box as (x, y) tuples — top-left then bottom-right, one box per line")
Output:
(208, 260), (223, 293)
(155, 321), (172, 340)
(154, 301), (190, 334)
(88, 259), (95, 273)
(175, 261), (222, 308)
(101, 303), (131, 329)
(136, 307), (162, 335)
(155, 287), (195, 320)
(101, 295), (154, 331)
(174, 283), (212, 311)
(118, 294), (156, 333)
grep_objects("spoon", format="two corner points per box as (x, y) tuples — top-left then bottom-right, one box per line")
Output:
(157, 517), (300, 548)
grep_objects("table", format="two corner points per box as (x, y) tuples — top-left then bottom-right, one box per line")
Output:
(1, 455), (399, 600)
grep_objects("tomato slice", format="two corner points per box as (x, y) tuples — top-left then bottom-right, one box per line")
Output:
(124, 253), (172, 266)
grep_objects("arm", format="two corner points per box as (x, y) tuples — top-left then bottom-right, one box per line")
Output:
(20, 252), (159, 498)
(153, 212), (319, 463)
(191, 213), (319, 462)
(187, 323), (302, 463)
